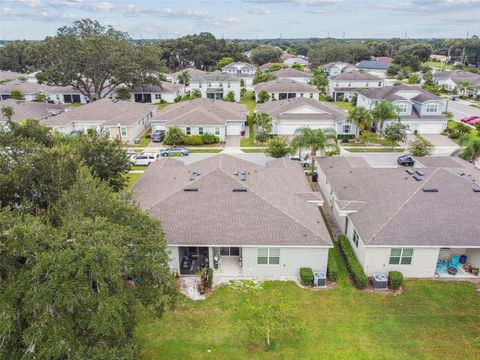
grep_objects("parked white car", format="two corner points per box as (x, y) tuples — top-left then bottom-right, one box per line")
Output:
(130, 152), (160, 166)
(289, 156), (310, 167)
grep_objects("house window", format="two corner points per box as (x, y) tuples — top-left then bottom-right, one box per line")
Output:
(215, 127), (220, 136)
(396, 104), (408, 114)
(335, 83), (339, 87)
(155, 94), (162, 100)
(343, 124), (351, 134)
(199, 83), (202, 88)
(352, 230), (359, 248)
(219, 82), (223, 87)
(425, 104), (438, 113)
(389, 248), (413, 265)
(228, 82), (231, 88)
(365, 82), (369, 87)
(257, 248), (280, 265)
(300, 93), (304, 97)
(309, 93), (313, 98)
(378, 82), (382, 87)
(220, 247), (240, 256)
(348, 83), (351, 87)
(208, 82), (212, 87)
(199, 127), (204, 135)
(186, 127), (191, 135)
(120, 127), (127, 137)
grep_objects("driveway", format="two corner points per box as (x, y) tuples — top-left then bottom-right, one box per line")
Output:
(446, 100), (480, 122)
(225, 135), (241, 147)
(422, 134), (460, 156)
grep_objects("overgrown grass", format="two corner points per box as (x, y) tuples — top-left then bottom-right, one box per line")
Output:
(136, 278), (480, 359)
(345, 147), (405, 153)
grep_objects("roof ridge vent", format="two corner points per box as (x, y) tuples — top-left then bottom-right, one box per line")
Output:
(422, 187), (438, 193)
(232, 188), (247, 192)
(184, 188), (198, 192)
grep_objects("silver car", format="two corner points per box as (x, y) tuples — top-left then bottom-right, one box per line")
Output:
(161, 147), (189, 157)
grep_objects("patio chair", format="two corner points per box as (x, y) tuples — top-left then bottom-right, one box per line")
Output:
(449, 256), (460, 270)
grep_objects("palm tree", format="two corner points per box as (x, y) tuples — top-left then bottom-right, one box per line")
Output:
(177, 70), (192, 93)
(347, 106), (373, 136)
(290, 128), (335, 181)
(457, 80), (473, 97)
(371, 100), (400, 132)
(253, 112), (272, 133)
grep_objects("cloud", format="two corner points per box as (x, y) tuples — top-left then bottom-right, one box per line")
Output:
(295, 0), (343, 5)
(2, 0), (42, 7)
(246, 6), (271, 14)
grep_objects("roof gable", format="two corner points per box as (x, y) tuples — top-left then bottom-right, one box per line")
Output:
(281, 104), (330, 115)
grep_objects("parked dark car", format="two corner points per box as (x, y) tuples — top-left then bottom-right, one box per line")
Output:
(151, 130), (165, 142)
(161, 146), (189, 157)
(397, 155), (415, 166)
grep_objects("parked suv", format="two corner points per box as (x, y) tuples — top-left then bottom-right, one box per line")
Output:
(289, 156), (310, 167)
(151, 130), (165, 142)
(397, 154), (415, 167)
(160, 146), (189, 157)
(130, 152), (160, 166)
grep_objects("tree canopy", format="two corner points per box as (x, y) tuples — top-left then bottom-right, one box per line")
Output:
(251, 45), (282, 65)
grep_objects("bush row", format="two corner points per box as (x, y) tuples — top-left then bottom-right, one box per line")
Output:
(338, 235), (368, 289)
(164, 132), (220, 146)
(299, 267), (313, 286)
(327, 253), (338, 282)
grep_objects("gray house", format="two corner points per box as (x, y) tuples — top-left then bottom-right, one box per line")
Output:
(316, 156), (480, 278)
(0, 99), (66, 125)
(254, 78), (319, 102)
(132, 154), (332, 278)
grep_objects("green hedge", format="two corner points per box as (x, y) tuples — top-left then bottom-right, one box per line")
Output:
(299, 267), (313, 286)
(338, 235), (367, 289)
(388, 271), (403, 290)
(327, 254), (338, 282)
(207, 268), (213, 288)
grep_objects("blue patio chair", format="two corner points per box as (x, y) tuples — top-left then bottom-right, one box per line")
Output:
(449, 256), (460, 270)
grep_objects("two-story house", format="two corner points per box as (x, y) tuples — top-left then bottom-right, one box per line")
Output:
(327, 70), (384, 101)
(272, 68), (312, 84)
(221, 62), (257, 90)
(189, 71), (242, 102)
(356, 60), (390, 77)
(131, 81), (185, 104)
(357, 85), (447, 134)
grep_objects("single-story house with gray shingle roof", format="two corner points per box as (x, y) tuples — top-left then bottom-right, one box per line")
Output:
(150, 98), (247, 140)
(130, 81), (185, 104)
(316, 156), (480, 278)
(0, 99), (66, 125)
(357, 85), (447, 134)
(254, 78), (319, 102)
(356, 60), (390, 77)
(321, 62), (355, 77)
(272, 68), (312, 84)
(327, 70), (384, 101)
(432, 69), (480, 96)
(256, 97), (354, 136)
(132, 154), (332, 277)
(42, 98), (154, 143)
(0, 70), (24, 82)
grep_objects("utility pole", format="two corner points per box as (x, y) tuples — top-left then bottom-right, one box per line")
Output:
(461, 32), (469, 65)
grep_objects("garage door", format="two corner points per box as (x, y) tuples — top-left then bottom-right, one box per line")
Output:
(417, 123), (444, 134)
(227, 122), (243, 135)
(152, 124), (166, 131)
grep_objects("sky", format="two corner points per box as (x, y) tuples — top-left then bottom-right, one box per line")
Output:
(0, 0), (478, 40)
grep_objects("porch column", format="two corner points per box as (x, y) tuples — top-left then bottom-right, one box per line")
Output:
(208, 247), (214, 269)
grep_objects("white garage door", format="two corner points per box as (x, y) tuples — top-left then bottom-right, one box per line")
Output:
(227, 122), (243, 135)
(417, 123), (444, 134)
(152, 124), (166, 131)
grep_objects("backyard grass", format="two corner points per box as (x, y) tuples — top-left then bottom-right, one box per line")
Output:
(136, 253), (480, 359)
(123, 172), (142, 189)
(126, 129), (151, 147)
(240, 138), (267, 147)
(344, 147), (405, 153)
(332, 101), (353, 112)
(240, 91), (256, 113)
(423, 61), (455, 70)
(157, 103), (170, 110)
(242, 149), (265, 153)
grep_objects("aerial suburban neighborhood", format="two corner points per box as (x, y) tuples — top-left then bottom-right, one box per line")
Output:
(1, 1), (480, 359)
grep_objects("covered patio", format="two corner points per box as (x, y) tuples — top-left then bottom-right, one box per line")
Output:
(435, 248), (480, 278)
(178, 246), (209, 275)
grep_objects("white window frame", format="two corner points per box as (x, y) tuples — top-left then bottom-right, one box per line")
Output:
(155, 94), (162, 100)
(343, 124), (351, 134)
(214, 127), (220, 136)
(257, 248), (280, 265)
(389, 248), (413, 265)
(186, 127), (191, 135)
(199, 127), (204, 135)
(425, 104), (438, 113)
(120, 127), (127, 137)
(352, 230), (359, 248)
(396, 104), (408, 114)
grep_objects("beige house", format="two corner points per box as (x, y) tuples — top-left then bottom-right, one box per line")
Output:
(43, 98), (154, 143)
(254, 78), (319, 102)
(317, 156), (480, 278)
(132, 154), (332, 278)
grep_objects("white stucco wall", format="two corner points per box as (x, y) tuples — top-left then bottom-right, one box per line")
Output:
(257, 91), (319, 102)
(241, 246), (330, 278)
(167, 246), (179, 272)
(189, 80), (241, 102)
(274, 120), (336, 135)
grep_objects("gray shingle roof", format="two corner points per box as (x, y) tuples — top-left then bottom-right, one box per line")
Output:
(254, 78), (318, 92)
(0, 99), (66, 122)
(192, 70), (240, 82)
(222, 62), (256, 71)
(331, 70), (382, 81)
(131, 81), (183, 93)
(43, 98), (153, 127)
(256, 97), (346, 122)
(356, 60), (390, 70)
(167, 68), (207, 78)
(317, 156), (480, 247)
(151, 98), (247, 126)
(132, 154), (332, 247)
(0, 70), (24, 82)
(0, 80), (82, 95)
(272, 68), (312, 78)
(359, 85), (441, 103)
(433, 70), (480, 86)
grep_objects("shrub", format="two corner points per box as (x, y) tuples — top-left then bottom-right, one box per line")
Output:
(255, 130), (270, 144)
(184, 135), (203, 146)
(338, 235), (367, 289)
(299, 267), (313, 286)
(325, 96), (334, 102)
(257, 90), (270, 103)
(327, 254), (338, 282)
(388, 271), (404, 290)
(174, 95), (182, 103)
(224, 91), (235, 102)
(163, 127), (186, 145)
(207, 268), (213, 288)
(201, 132), (219, 144)
(448, 132), (459, 140)
(264, 137), (290, 158)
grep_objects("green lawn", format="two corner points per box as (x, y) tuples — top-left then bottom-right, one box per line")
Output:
(123, 172), (142, 189)
(240, 91), (256, 113)
(447, 120), (479, 145)
(242, 149), (265, 153)
(157, 103), (170, 110)
(240, 138), (267, 147)
(136, 254), (480, 359)
(125, 129), (151, 148)
(345, 147), (405, 153)
(423, 61), (455, 70)
(332, 101), (353, 112)
(130, 165), (147, 171)
(187, 149), (223, 153)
